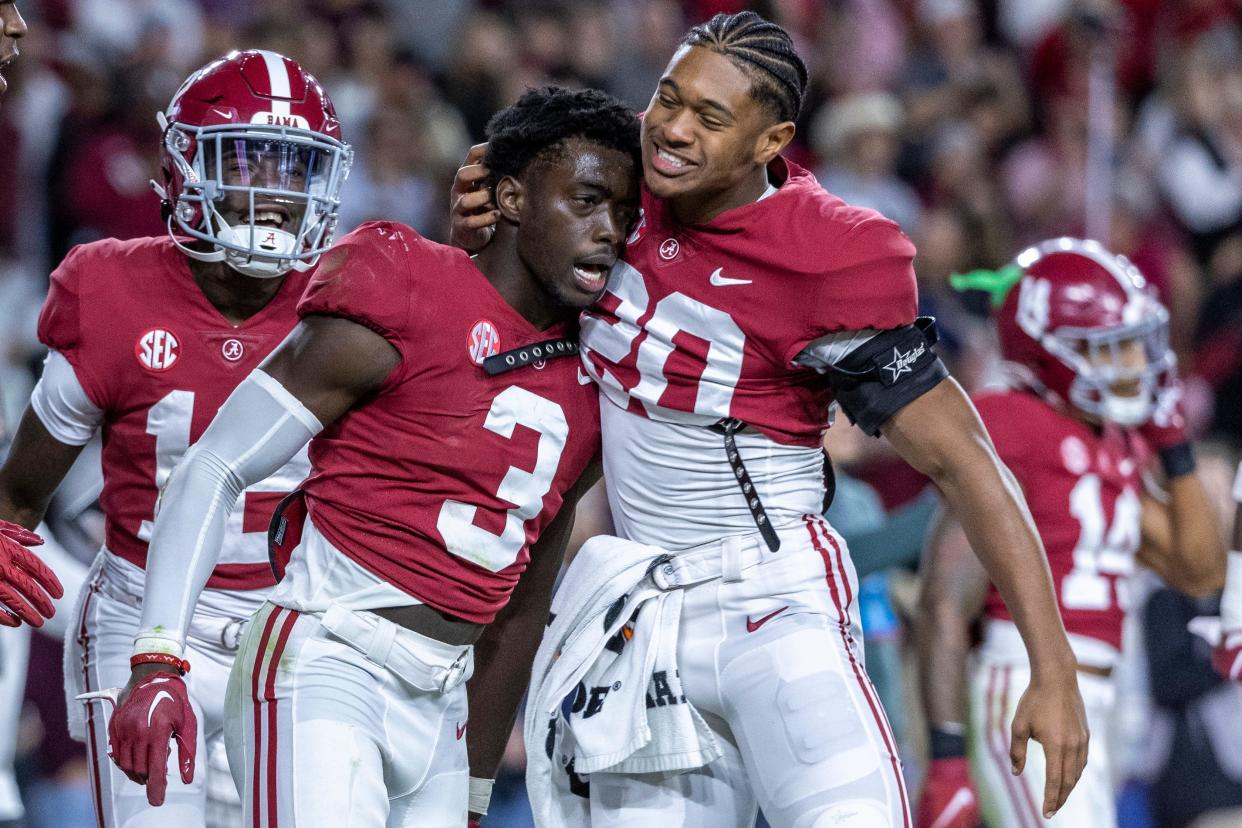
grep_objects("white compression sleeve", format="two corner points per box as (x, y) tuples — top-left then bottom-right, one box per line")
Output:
(135, 369), (322, 653)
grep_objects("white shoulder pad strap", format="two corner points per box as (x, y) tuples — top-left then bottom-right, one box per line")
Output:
(136, 369), (322, 650)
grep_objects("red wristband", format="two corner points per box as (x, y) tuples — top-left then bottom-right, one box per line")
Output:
(131, 652), (191, 675)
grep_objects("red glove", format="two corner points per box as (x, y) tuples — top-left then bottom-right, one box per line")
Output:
(108, 671), (197, 806)
(467, 818), (482, 828)
(917, 757), (981, 828)
(0, 519), (61, 627)
(1139, 378), (1189, 452)
(1214, 629), (1242, 682)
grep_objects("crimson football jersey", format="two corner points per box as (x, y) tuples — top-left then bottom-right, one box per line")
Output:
(296, 221), (601, 625)
(580, 157), (918, 449)
(977, 389), (1145, 650)
(36, 236), (311, 589)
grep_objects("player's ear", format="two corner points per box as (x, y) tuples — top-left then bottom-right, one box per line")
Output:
(495, 175), (524, 224)
(753, 121), (795, 167)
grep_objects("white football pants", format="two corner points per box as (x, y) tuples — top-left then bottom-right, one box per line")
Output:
(69, 551), (255, 828)
(969, 660), (1115, 828)
(224, 601), (474, 828)
(587, 515), (910, 827)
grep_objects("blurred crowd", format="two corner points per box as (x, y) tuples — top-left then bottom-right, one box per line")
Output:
(3, 0), (1242, 826)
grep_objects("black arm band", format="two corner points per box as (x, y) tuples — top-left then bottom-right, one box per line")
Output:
(1158, 442), (1196, 479)
(929, 726), (967, 759)
(827, 318), (949, 436)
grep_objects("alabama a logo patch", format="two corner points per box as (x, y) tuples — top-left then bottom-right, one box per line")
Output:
(468, 319), (501, 365)
(1060, 435), (1090, 475)
(221, 338), (245, 362)
(135, 328), (180, 372)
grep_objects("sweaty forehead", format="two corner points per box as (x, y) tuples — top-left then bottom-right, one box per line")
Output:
(660, 45), (760, 115)
(539, 138), (635, 190)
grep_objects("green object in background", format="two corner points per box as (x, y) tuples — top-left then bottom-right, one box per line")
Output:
(949, 264), (1024, 309)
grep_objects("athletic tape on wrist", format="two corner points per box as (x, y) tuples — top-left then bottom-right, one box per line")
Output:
(929, 725), (967, 759)
(132, 636), (185, 660)
(1158, 442), (1196, 479)
(1222, 550), (1242, 631)
(468, 777), (494, 816)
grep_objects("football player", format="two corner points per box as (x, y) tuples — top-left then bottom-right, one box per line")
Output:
(0, 50), (353, 826)
(105, 85), (638, 827)
(452, 11), (1088, 827)
(0, 0), (25, 103)
(915, 239), (1226, 828)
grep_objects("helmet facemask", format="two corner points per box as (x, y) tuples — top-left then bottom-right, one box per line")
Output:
(163, 120), (353, 278)
(1043, 296), (1175, 427)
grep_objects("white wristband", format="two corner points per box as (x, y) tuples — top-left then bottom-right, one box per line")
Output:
(1233, 461), (1242, 503)
(1223, 550), (1242, 631)
(468, 776), (494, 816)
(132, 635), (185, 660)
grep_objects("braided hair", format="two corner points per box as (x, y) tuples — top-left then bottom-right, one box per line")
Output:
(680, 11), (808, 124)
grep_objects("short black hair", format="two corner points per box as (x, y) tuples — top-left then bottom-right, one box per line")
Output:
(680, 11), (808, 123)
(484, 85), (640, 190)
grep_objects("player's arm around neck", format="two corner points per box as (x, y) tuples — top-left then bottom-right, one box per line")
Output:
(465, 461), (602, 816)
(883, 377), (1087, 818)
(136, 315), (399, 656)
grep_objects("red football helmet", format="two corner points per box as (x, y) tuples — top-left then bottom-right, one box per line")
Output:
(996, 237), (1173, 426)
(155, 50), (353, 278)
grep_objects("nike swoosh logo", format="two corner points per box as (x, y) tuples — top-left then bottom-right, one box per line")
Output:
(577, 367), (594, 385)
(929, 788), (976, 828)
(745, 606), (788, 633)
(456, 721), (468, 740)
(709, 267), (751, 287)
(211, 107), (233, 119)
(147, 690), (174, 727)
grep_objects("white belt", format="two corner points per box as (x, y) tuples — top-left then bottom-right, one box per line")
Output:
(318, 604), (474, 693)
(649, 522), (810, 590)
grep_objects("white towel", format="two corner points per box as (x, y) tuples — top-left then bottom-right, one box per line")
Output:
(525, 535), (722, 828)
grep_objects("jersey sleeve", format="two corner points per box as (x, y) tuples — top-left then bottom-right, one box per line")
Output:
(297, 221), (415, 358)
(36, 244), (113, 409)
(29, 350), (104, 445)
(797, 218), (919, 358)
(972, 393), (1034, 471)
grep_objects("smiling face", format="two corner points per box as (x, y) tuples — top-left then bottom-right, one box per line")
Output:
(506, 138), (639, 311)
(0, 0), (28, 100)
(212, 137), (315, 234)
(641, 45), (794, 220)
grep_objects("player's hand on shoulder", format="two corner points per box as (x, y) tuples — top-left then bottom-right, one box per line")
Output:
(916, 757), (981, 828)
(1009, 667), (1088, 819)
(107, 663), (198, 806)
(449, 143), (500, 252)
(0, 519), (61, 627)
(1214, 629), (1242, 682)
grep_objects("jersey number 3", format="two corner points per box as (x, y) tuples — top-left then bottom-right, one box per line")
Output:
(436, 386), (569, 572)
